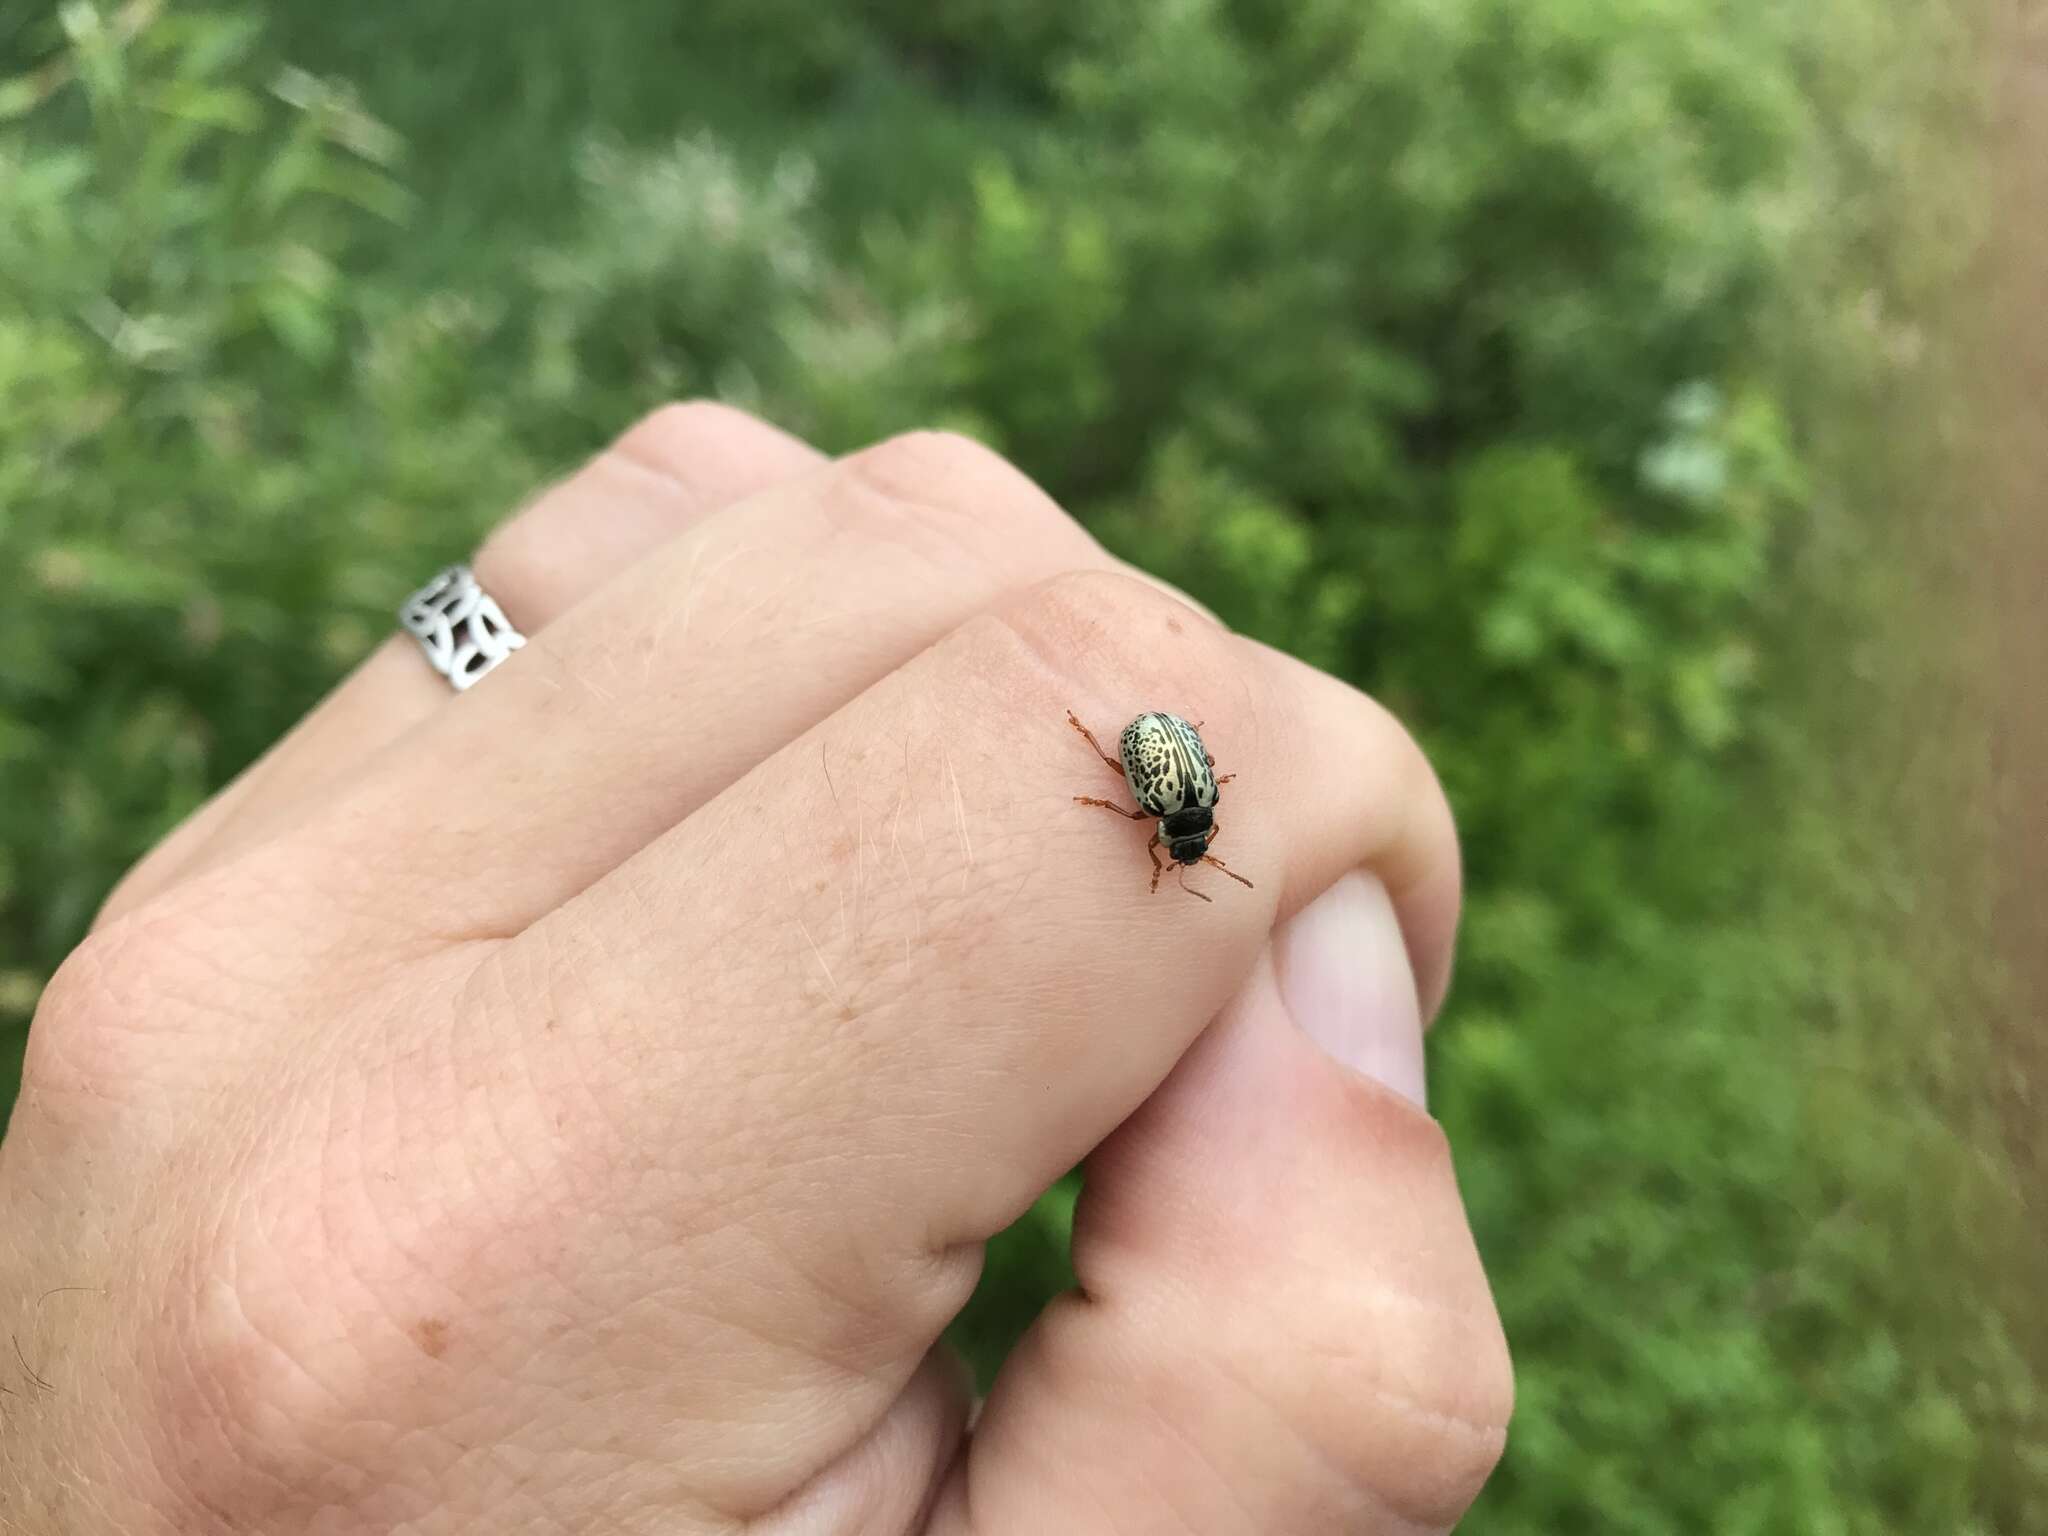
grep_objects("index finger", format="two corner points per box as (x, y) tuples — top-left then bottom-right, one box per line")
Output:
(485, 567), (1459, 1258)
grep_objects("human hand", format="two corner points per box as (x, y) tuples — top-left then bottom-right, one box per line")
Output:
(2, 407), (1509, 1533)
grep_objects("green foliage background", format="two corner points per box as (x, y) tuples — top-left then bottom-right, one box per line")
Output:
(1, 2), (2039, 1529)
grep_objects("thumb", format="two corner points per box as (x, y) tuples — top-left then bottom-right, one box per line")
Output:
(932, 872), (1512, 1534)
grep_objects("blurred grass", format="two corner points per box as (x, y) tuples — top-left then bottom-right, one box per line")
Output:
(1, 1), (2041, 1529)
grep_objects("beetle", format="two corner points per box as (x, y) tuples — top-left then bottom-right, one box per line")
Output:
(1067, 709), (1254, 902)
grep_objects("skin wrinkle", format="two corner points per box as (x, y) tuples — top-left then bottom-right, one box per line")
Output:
(1046, 1299), (1448, 1536)
(572, 1327), (859, 1525)
(1217, 1344), (1482, 1536)
(703, 1226), (951, 1429)
(602, 432), (722, 507)
(1117, 1292), (1503, 1483)
(456, 945), (667, 1224)
(694, 446), (1077, 690)
(446, 1013), (575, 1286)
(760, 750), (975, 1016)
(606, 404), (812, 506)
(487, 897), (913, 1277)
(209, 987), (622, 1531)
(489, 983), (643, 1239)
(1267, 1277), (1504, 1436)
(356, 1050), (459, 1345)
(738, 1352), (968, 1536)
(836, 434), (1094, 577)
(958, 1398), (1135, 1536)
(252, 810), (470, 957)
(1137, 1389), (1270, 1536)
(73, 899), (313, 1054)
(172, 1271), (336, 1520)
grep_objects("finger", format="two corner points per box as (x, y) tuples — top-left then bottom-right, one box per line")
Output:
(375, 572), (1459, 1484)
(760, 1347), (971, 1535)
(930, 874), (1512, 1535)
(239, 431), (1454, 1008)
(130, 568), (1463, 1523)
(96, 402), (823, 925)
(247, 430), (1157, 940)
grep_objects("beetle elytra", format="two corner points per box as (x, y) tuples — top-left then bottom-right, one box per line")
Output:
(1068, 709), (1253, 902)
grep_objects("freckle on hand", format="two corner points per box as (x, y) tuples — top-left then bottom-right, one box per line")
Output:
(414, 1318), (452, 1359)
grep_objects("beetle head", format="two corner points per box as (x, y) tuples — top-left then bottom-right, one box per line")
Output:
(1161, 806), (1213, 865)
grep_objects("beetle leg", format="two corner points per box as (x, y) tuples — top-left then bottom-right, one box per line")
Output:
(1147, 834), (1167, 894)
(1065, 710), (1127, 779)
(1202, 853), (1255, 891)
(1075, 795), (1149, 820)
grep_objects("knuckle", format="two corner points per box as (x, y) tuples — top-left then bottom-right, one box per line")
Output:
(1371, 693), (1459, 876)
(471, 481), (566, 594)
(849, 428), (1019, 495)
(1286, 1135), (1513, 1523)
(477, 400), (799, 595)
(1374, 696), (1465, 967)
(18, 944), (104, 1101)
(842, 429), (1087, 553)
(1243, 1284), (1509, 1529)
(1386, 703), (1449, 830)
(1338, 1286), (1514, 1525)
(144, 1177), (443, 1526)
(22, 877), (331, 1129)
(1033, 564), (1190, 623)
(1123, 1111), (1512, 1528)
(90, 849), (172, 933)
(20, 919), (187, 1113)
(613, 398), (767, 472)
(997, 567), (1228, 695)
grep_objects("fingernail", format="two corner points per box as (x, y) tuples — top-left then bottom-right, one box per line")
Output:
(1273, 871), (1427, 1106)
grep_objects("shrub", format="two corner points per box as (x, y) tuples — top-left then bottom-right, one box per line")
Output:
(3, 4), (2036, 1529)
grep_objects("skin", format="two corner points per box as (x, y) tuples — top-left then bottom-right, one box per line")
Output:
(0, 406), (1510, 1534)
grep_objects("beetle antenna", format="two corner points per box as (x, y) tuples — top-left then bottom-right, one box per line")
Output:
(1175, 863), (1216, 903)
(1203, 855), (1254, 890)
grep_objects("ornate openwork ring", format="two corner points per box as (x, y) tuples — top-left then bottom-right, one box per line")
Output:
(397, 563), (527, 692)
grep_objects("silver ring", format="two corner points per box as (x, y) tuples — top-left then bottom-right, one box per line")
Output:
(398, 564), (527, 691)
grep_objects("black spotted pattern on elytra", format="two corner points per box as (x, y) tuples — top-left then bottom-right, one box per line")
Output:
(1118, 712), (1220, 818)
